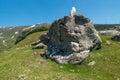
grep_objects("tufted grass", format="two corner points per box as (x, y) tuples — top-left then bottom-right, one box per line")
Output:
(0, 31), (120, 80)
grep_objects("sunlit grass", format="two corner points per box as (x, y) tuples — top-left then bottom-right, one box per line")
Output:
(0, 31), (120, 80)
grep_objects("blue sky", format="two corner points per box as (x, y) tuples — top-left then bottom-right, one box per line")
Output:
(0, 0), (120, 26)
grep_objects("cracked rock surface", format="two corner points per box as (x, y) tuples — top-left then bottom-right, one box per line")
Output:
(45, 14), (102, 64)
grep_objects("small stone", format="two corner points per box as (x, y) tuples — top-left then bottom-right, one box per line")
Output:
(88, 61), (96, 66)
(32, 43), (46, 49)
(18, 74), (26, 80)
(105, 41), (111, 45)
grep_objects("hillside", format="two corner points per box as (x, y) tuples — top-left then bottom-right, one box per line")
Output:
(0, 30), (120, 80)
(0, 23), (50, 52)
(94, 24), (120, 30)
(0, 24), (119, 52)
(0, 26), (29, 52)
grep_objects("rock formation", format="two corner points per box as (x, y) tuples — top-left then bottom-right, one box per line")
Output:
(46, 14), (101, 64)
(31, 33), (49, 49)
(99, 25), (120, 42)
(114, 26), (120, 31)
(32, 14), (102, 64)
(110, 26), (120, 41)
(111, 33), (120, 42)
(100, 30), (120, 36)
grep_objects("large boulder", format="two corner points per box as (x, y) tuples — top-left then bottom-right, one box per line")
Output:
(45, 14), (102, 64)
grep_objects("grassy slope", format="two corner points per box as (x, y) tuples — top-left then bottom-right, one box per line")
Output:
(0, 26), (29, 51)
(0, 31), (120, 80)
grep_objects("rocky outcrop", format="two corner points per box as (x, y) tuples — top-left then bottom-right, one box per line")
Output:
(99, 26), (120, 42)
(111, 33), (120, 42)
(31, 33), (49, 49)
(44, 14), (102, 64)
(110, 26), (120, 42)
(31, 14), (102, 64)
(100, 30), (120, 36)
(114, 26), (120, 31)
(32, 42), (46, 49)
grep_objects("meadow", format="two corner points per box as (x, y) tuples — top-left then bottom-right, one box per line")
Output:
(0, 30), (120, 80)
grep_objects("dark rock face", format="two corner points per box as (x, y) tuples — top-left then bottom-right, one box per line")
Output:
(31, 33), (49, 49)
(39, 33), (49, 45)
(45, 14), (102, 64)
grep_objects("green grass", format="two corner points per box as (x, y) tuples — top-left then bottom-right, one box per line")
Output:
(0, 31), (120, 80)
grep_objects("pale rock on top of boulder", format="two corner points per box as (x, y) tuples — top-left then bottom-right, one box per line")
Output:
(70, 7), (76, 17)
